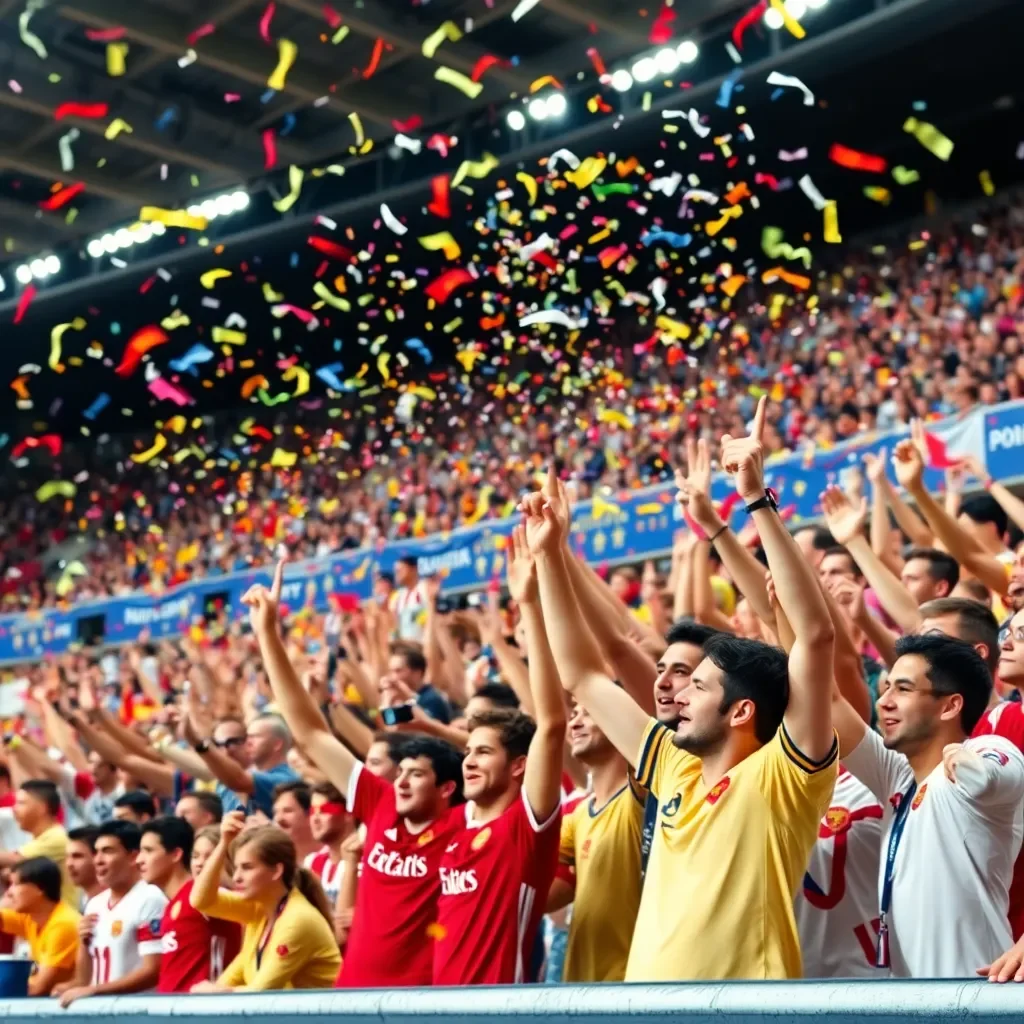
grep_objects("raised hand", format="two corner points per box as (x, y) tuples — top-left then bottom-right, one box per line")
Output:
(891, 423), (926, 492)
(520, 465), (564, 556)
(829, 575), (867, 623)
(720, 395), (768, 504)
(240, 558), (286, 635)
(675, 435), (719, 532)
(220, 809), (246, 846)
(863, 447), (888, 485)
(506, 523), (538, 605)
(819, 484), (868, 546)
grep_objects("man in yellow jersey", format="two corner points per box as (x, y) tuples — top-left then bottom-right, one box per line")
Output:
(546, 699), (644, 981)
(529, 398), (838, 981)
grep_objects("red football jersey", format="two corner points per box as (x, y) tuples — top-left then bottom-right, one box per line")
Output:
(432, 789), (560, 985)
(338, 763), (461, 988)
(974, 700), (1024, 939)
(157, 879), (241, 993)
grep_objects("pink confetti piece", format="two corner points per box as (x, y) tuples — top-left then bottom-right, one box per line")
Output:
(148, 377), (195, 406)
(262, 127), (277, 169)
(259, 2), (275, 43)
(224, 92), (241, 102)
(186, 22), (216, 47)
(8, 80), (22, 94)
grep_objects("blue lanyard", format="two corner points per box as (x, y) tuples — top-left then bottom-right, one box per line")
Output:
(876, 781), (916, 969)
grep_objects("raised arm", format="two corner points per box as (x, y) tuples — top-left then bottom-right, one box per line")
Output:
(526, 476), (650, 767)
(864, 449), (904, 574)
(510, 520), (567, 823)
(721, 398), (834, 762)
(241, 561), (359, 795)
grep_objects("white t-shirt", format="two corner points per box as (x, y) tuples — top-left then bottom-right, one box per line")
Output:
(389, 582), (427, 642)
(84, 881), (168, 988)
(795, 768), (884, 978)
(844, 729), (1024, 978)
(304, 847), (346, 908)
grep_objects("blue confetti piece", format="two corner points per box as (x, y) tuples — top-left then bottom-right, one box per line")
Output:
(219, 448), (239, 461)
(83, 393), (110, 420)
(333, 339), (342, 351)
(316, 363), (346, 391)
(770, 88), (784, 101)
(289, 252), (299, 268)
(260, 88), (277, 104)
(280, 113), (296, 137)
(0, 434), (8, 450)
(110, 322), (121, 336)
(169, 343), (215, 376)
(155, 107), (177, 131)
(641, 230), (692, 248)
(716, 69), (742, 109)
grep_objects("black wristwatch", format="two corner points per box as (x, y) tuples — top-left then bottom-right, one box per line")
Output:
(193, 739), (210, 754)
(745, 488), (779, 514)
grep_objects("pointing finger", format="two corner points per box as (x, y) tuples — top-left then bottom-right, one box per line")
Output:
(270, 557), (286, 603)
(544, 461), (558, 497)
(751, 395), (767, 442)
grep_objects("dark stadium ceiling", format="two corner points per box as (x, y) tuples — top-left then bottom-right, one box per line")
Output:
(0, 0), (754, 249)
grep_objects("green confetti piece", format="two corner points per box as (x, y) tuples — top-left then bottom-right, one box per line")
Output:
(257, 388), (290, 406)
(591, 182), (635, 199)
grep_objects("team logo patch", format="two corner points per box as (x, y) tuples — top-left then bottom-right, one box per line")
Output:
(705, 776), (731, 805)
(660, 793), (681, 818)
(471, 827), (491, 851)
(823, 806), (851, 835)
(417, 829), (435, 847)
(171, 902), (181, 920)
(276, 944), (289, 957)
(111, 921), (123, 937)
(911, 784), (928, 810)
(581, 838), (592, 860)
(980, 749), (1010, 766)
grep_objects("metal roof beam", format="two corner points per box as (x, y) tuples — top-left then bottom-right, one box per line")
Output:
(535, 0), (652, 43)
(0, 151), (151, 205)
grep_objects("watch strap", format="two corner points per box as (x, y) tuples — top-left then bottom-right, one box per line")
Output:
(745, 488), (778, 514)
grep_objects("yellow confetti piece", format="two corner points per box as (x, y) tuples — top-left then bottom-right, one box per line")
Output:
(409, 385), (437, 400)
(331, 25), (349, 44)
(761, 227), (812, 269)
(450, 152), (498, 189)
(272, 166), (304, 213)
(592, 494), (623, 520)
(212, 326), (246, 345)
(106, 41), (129, 76)
(312, 280), (351, 311)
(529, 75), (561, 93)
(270, 448), (298, 468)
(200, 268), (232, 289)
(348, 112), (365, 148)
(721, 273), (746, 297)
(164, 415), (187, 434)
(769, 0), (805, 38)
(434, 65), (483, 98)
(655, 315), (691, 341)
(139, 206), (208, 230)
(892, 165), (920, 185)
(706, 206), (743, 236)
(902, 117), (953, 162)
(863, 186), (891, 205)
(636, 503), (664, 515)
(598, 408), (632, 429)
(104, 117), (133, 140)
(422, 20), (462, 58)
(161, 311), (190, 330)
(282, 365), (310, 397)
(267, 38), (298, 91)
(49, 316), (86, 371)
(565, 157), (607, 190)
(132, 434), (168, 464)
(823, 200), (842, 244)
(418, 231), (461, 260)
(980, 170), (995, 197)
(36, 480), (76, 502)
(516, 171), (538, 205)
(377, 352), (391, 382)
(262, 282), (284, 303)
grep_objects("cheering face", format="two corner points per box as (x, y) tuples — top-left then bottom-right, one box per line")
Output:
(93, 835), (137, 891)
(463, 726), (519, 805)
(999, 609), (1024, 687)
(876, 653), (950, 752)
(394, 755), (446, 820)
(670, 657), (730, 755)
(653, 641), (705, 725)
(568, 701), (612, 761)
(365, 740), (399, 781)
(309, 794), (346, 843)
(136, 832), (176, 887)
(65, 839), (97, 889)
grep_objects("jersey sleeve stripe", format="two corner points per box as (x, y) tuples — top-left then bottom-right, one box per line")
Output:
(346, 761), (362, 811)
(780, 724), (839, 774)
(636, 721), (669, 789)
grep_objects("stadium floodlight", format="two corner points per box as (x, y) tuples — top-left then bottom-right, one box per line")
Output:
(545, 92), (567, 118)
(806, 0), (828, 7)
(610, 69), (633, 92)
(632, 56), (657, 82)
(528, 96), (550, 120)
(44, 255), (60, 275)
(230, 190), (250, 211)
(0, 275), (5, 293)
(677, 40), (700, 64)
(654, 47), (679, 74)
(29, 258), (47, 279)
(763, 6), (785, 28)
(14, 264), (31, 285)
(506, 109), (526, 130)
(784, 0), (807, 17)
(86, 238), (104, 258)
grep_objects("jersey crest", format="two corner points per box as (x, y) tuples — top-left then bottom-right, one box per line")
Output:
(911, 783), (927, 810)
(705, 776), (731, 805)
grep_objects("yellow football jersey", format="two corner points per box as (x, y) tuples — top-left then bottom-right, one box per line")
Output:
(628, 719), (837, 981)
(559, 778), (645, 982)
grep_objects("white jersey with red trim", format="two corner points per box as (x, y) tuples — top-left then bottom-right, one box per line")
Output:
(303, 847), (346, 909)
(844, 729), (1024, 978)
(84, 881), (168, 989)
(795, 768), (884, 977)
(389, 582), (427, 641)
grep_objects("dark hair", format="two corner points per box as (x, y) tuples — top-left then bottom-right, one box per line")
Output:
(892, 632), (992, 734)
(792, 524), (836, 551)
(67, 826), (100, 851)
(904, 548), (960, 594)
(141, 816), (194, 864)
(97, 818), (143, 853)
(396, 736), (465, 805)
(19, 780), (60, 817)
(180, 790), (223, 822)
(955, 577), (992, 607)
(665, 618), (723, 649)
(115, 790), (157, 820)
(467, 708), (536, 761)
(311, 781), (345, 805)
(960, 495), (1008, 539)
(13, 856), (63, 902)
(702, 633), (789, 745)
(473, 682), (520, 709)
(370, 732), (411, 763)
(273, 780), (311, 813)
(391, 643), (427, 676)
(917, 597), (1001, 675)
(396, 556), (418, 569)
(377, 572), (395, 587)
(820, 545), (862, 577)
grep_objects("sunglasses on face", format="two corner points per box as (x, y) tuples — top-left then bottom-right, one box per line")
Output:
(214, 736), (246, 750)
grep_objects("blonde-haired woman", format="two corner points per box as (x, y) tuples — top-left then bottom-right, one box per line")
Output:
(189, 810), (340, 992)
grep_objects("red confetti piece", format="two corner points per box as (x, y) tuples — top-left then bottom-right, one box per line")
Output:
(828, 143), (887, 174)
(363, 37), (384, 78)
(12, 285), (36, 325)
(755, 172), (782, 190)
(585, 47), (607, 78)
(39, 182), (85, 211)
(718, 492), (743, 520)
(53, 102), (108, 121)
(532, 251), (558, 271)
(114, 325), (170, 377)
(85, 26), (126, 41)
(259, 1), (275, 42)
(322, 3), (342, 28)
(427, 134), (455, 158)
(249, 425), (273, 440)
(469, 54), (504, 82)
(425, 268), (473, 304)
(649, 3), (675, 43)
(732, 0), (766, 49)
(427, 175), (451, 218)
(392, 115), (423, 133)
(307, 236), (354, 261)
(262, 128), (277, 169)
(139, 275), (157, 294)
(186, 22), (216, 46)
(923, 430), (957, 469)
(11, 434), (62, 459)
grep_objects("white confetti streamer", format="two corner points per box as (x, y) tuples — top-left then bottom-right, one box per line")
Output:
(519, 309), (580, 330)
(380, 203), (408, 235)
(510, 0), (542, 21)
(18, 0), (47, 59)
(798, 174), (828, 210)
(547, 148), (580, 171)
(650, 172), (682, 196)
(394, 133), (423, 155)
(767, 71), (815, 106)
(519, 233), (554, 262)
(57, 128), (80, 173)
(778, 147), (808, 162)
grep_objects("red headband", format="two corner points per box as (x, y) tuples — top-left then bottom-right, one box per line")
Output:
(316, 801), (346, 816)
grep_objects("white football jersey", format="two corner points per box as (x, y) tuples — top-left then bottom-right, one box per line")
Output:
(795, 768), (884, 977)
(845, 729), (1024, 978)
(85, 881), (168, 988)
(304, 847), (347, 908)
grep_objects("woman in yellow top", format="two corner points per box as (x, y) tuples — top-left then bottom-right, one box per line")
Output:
(0, 857), (79, 995)
(189, 810), (340, 992)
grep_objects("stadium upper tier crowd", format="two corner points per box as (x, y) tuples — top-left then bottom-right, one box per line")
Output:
(2, 202), (1024, 611)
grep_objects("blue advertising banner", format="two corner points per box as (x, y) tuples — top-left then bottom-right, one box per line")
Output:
(0, 401), (1014, 663)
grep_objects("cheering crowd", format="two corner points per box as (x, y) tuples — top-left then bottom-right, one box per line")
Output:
(4, 388), (1024, 996)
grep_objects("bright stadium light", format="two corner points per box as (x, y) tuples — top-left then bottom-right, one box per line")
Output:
(528, 96), (550, 120)
(44, 254), (60, 275)
(806, 0), (828, 7)
(632, 56), (657, 82)
(15, 264), (32, 285)
(654, 47), (679, 74)
(545, 92), (567, 117)
(229, 190), (250, 211)
(785, 0), (807, 17)
(506, 109), (526, 130)
(29, 258), (46, 279)
(86, 238), (104, 258)
(610, 69), (633, 92)
(764, 5), (785, 28)
(677, 39), (700, 64)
